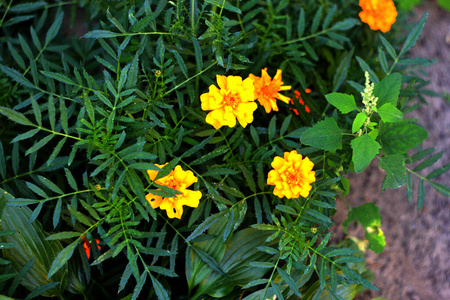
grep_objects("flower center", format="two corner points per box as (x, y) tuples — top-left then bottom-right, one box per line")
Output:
(261, 83), (278, 98)
(223, 92), (241, 108)
(286, 171), (300, 185)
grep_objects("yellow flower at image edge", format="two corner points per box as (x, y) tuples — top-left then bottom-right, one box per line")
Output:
(249, 68), (291, 113)
(146, 164), (202, 219)
(200, 75), (257, 129)
(359, 0), (397, 33)
(267, 150), (316, 199)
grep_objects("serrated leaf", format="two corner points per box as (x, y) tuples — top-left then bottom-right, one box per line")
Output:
(352, 112), (367, 133)
(426, 163), (450, 179)
(0, 106), (35, 126)
(311, 6), (322, 34)
(413, 152), (443, 172)
(378, 121), (427, 155)
(325, 93), (357, 114)
(83, 30), (122, 39)
(378, 154), (406, 190)
(399, 12), (428, 57)
(374, 73), (402, 107)
(356, 56), (378, 83)
(268, 115), (276, 141)
(379, 34), (397, 60)
(333, 48), (353, 92)
(205, 0), (241, 14)
(186, 211), (227, 242)
(407, 172), (413, 203)
(12, 128), (40, 143)
(277, 267), (302, 297)
(377, 103), (403, 122)
(46, 232), (81, 240)
(351, 134), (381, 173)
(37, 175), (63, 195)
(429, 181), (450, 197)
(192, 37), (203, 71)
(301, 117), (342, 152)
(417, 179), (425, 210)
(45, 11), (63, 44)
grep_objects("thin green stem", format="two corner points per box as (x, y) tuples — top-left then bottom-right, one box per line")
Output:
(0, 0), (13, 28)
(164, 60), (217, 96)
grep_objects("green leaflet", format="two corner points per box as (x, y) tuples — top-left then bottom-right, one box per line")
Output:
(301, 117), (342, 152)
(351, 134), (381, 173)
(378, 121), (428, 155)
(325, 93), (357, 114)
(378, 154), (406, 191)
(0, 190), (69, 296)
(373, 73), (402, 107)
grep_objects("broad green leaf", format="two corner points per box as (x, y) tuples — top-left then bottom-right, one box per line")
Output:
(378, 154), (406, 190)
(352, 112), (367, 133)
(351, 134), (381, 173)
(0, 202), (67, 296)
(325, 92), (357, 114)
(373, 73), (402, 107)
(377, 103), (403, 122)
(301, 117), (342, 152)
(378, 121), (428, 155)
(343, 203), (385, 253)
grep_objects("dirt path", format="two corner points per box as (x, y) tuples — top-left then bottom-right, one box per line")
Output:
(332, 1), (450, 299)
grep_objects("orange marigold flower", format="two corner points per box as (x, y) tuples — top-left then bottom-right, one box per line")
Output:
(200, 75), (257, 129)
(146, 164), (202, 219)
(267, 150), (316, 199)
(359, 0), (397, 33)
(249, 68), (291, 113)
(81, 235), (101, 260)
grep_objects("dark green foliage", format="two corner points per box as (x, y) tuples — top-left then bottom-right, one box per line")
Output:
(0, 1), (448, 299)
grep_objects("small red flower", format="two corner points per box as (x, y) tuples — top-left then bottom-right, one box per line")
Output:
(81, 235), (101, 259)
(289, 89), (311, 114)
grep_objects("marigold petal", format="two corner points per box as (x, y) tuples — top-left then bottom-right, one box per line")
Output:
(145, 193), (164, 209)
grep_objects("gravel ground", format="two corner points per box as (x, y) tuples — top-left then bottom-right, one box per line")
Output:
(333, 1), (450, 299)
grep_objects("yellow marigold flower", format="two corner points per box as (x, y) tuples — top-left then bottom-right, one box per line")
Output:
(359, 0), (397, 33)
(146, 164), (202, 219)
(200, 75), (257, 129)
(267, 150), (316, 199)
(249, 68), (291, 113)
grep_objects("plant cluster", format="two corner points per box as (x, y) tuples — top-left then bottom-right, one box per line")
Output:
(0, 1), (448, 299)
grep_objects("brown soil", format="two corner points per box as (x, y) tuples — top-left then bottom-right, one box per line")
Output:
(333, 1), (450, 299)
